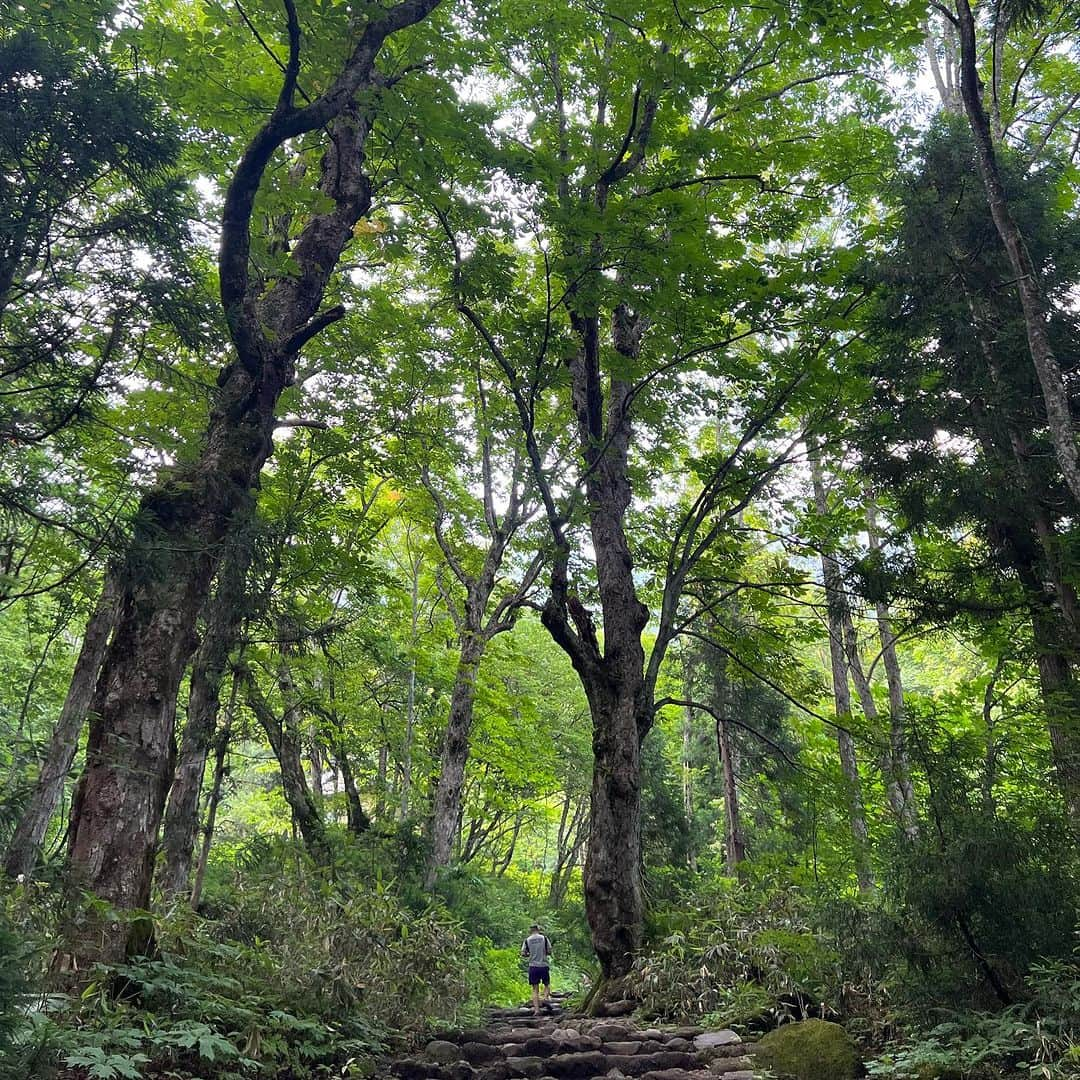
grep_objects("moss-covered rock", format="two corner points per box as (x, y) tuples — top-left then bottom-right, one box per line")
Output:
(754, 1019), (861, 1080)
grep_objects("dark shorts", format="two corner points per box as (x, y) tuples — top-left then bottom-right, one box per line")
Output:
(528, 964), (550, 987)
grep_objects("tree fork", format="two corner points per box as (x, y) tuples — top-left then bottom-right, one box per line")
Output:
(59, 0), (442, 969)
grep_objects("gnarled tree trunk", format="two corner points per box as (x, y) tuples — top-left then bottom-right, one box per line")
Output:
(61, 0), (441, 968)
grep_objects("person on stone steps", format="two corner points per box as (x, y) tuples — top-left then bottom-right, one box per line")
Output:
(520, 922), (552, 1015)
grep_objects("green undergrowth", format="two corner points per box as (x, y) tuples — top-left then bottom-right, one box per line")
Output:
(1, 847), (494, 1079)
(629, 879), (843, 1029)
(1, 832), (596, 1079)
(865, 957), (1080, 1080)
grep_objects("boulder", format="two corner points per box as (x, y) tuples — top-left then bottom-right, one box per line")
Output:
(521, 1037), (560, 1057)
(693, 1032), (740, 1052)
(391, 1059), (432, 1080)
(442, 1064), (478, 1080)
(698, 1041), (753, 1063)
(427, 1040), (466, 1063)
(505, 1056), (548, 1079)
(754, 1019), (861, 1080)
(461, 1042), (505, 1065)
(602, 1052), (697, 1077)
(592, 1021), (636, 1041)
(708, 1057), (754, 1075)
(638, 1071), (704, 1080)
(542, 1051), (610, 1078)
(458, 1029), (497, 1044)
(671, 1027), (705, 1039)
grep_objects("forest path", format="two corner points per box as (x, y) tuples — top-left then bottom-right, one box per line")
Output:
(388, 994), (757, 1080)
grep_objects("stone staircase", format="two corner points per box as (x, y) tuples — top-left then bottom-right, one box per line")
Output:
(389, 997), (757, 1080)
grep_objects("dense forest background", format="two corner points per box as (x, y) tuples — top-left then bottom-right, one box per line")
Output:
(3, 0), (1080, 1075)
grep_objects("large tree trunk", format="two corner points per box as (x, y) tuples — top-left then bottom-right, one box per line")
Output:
(4, 577), (118, 880)
(158, 535), (252, 901)
(810, 445), (873, 893)
(60, 0), (441, 967)
(529, 299), (653, 982)
(953, 0), (1080, 508)
(581, 675), (647, 979)
(427, 632), (485, 884)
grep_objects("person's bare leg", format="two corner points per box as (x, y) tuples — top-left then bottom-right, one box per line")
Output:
(532, 983), (540, 1015)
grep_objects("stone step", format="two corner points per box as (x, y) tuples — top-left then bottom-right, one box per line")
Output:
(390, 1004), (753, 1080)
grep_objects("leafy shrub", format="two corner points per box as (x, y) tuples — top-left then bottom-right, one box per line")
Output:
(196, 838), (483, 1033)
(0, 913), (31, 1052)
(628, 882), (842, 1026)
(866, 956), (1080, 1080)
(5, 838), (492, 1079)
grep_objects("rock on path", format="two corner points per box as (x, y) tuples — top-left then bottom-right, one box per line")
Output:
(388, 996), (756, 1080)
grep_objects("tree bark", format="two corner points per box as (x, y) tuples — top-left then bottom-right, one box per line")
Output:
(427, 632), (484, 882)
(864, 500), (918, 839)
(337, 749), (371, 835)
(400, 538), (421, 821)
(189, 674), (236, 911)
(158, 535), (252, 901)
(714, 671), (745, 874)
(60, 0), (441, 968)
(682, 698), (696, 871)
(4, 576), (118, 880)
(243, 664), (329, 861)
(953, 0), (1080, 508)
(423, 446), (533, 887)
(810, 443), (874, 893)
(549, 305), (651, 980)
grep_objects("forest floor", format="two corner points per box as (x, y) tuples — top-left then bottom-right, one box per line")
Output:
(386, 995), (758, 1080)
